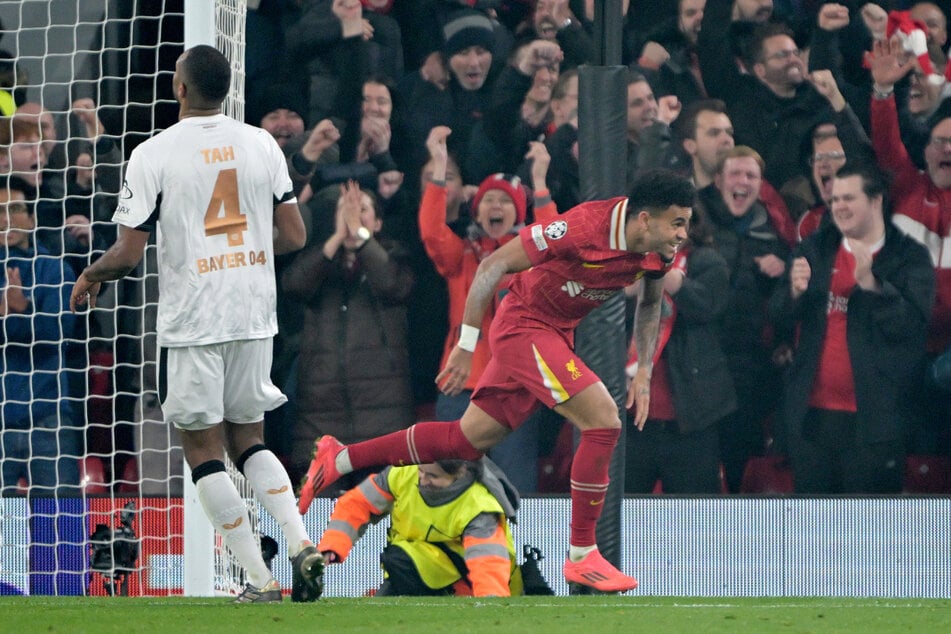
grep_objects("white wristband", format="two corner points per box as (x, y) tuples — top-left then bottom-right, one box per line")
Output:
(457, 324), (480, 352)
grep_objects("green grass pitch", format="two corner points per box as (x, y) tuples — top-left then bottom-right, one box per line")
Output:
(5, 596), (951, 633)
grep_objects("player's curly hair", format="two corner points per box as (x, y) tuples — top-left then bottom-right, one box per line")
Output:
(627, 168), (695, 218)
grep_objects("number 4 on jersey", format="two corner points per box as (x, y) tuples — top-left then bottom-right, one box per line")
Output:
(204, 167), (247, 246)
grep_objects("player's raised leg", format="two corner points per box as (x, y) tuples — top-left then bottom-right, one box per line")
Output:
(298, 405), (507, 513)
(555, 382), (638, 593)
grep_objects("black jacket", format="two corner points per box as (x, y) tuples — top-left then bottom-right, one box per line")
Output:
(697, 0), (834, 189)
(700, 184), (790, 363)
(665, 246), (738, 432)
(769, 222), (935, 444)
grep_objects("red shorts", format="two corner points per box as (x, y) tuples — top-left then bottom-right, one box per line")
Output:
(470, 319), (601, 430)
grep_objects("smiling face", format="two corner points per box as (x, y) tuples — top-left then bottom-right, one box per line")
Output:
(260, 108), (305, 148)
(926, 117), (951, 189)
(626, 81), (658, 139)
(632, 204), (692, 261)
(526, 62), (559, 106)
(476, 188), (518, 240)
(449, 46), (493, 91)
(830, 174), (883, 240)
(911, 2), (948, 48)
(361, 81), (393, 121)
(908, 69), (942, 116)
(715, 155), (763, 217)
(754, 35), (805, 96)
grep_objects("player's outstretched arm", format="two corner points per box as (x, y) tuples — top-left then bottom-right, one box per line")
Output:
(627, 274), (664, 430)
(436, 237), (533, 395)
(70, 225), (149, 312)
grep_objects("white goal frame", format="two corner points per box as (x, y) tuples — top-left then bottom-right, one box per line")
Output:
(181, 0), (253, 598)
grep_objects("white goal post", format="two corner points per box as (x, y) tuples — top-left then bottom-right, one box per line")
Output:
(0, 0), (257, 598)
(181, 0), (254, 598)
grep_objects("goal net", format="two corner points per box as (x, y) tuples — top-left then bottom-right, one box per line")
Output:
(0, 0), (257, 597)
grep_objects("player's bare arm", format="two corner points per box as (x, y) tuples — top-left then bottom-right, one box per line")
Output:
(627, 274), (664, 430)
(70, 225), (150, 311)
(273, 200), (306, 255)
(436, 236), (533, 395)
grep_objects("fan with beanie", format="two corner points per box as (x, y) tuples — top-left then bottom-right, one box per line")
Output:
(468, 173), (531, 240)
(443, 8), (496, 58)
(246, 82), (309, 129)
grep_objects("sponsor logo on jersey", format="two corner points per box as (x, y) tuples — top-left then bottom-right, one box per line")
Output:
(562, 280), (584, 297)
(580, 288), (616, 302)
(545, 220), (568, 240)
(562, 283), (616, 302)
(114, 203), (131, 216)
(531, 224), (548, 251)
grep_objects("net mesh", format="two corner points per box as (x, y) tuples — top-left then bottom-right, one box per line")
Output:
(0, 0), (253, 597)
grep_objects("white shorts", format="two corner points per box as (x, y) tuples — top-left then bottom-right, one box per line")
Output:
(160, 338), (287, 430)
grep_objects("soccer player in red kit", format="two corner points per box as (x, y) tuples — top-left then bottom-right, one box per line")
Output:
(300, 169), (695, 592)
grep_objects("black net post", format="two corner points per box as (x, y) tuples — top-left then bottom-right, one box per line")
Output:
(571, 0), (628, 592)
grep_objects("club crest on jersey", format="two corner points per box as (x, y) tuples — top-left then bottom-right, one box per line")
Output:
(544, 220), (568, 240)
(565, 359), (583, 380)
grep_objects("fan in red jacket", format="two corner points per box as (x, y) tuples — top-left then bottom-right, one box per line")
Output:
(418, 125), (559, 420)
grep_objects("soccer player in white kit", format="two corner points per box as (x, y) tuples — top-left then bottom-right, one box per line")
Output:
(70, 45), (322, 603)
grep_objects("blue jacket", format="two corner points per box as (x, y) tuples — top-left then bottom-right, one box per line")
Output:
(1, 241), (76, 427)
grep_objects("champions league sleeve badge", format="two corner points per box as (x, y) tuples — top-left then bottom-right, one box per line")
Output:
(544, 220), (568, 240)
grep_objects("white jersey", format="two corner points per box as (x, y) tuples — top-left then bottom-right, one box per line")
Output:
(113, 114), (295, 347)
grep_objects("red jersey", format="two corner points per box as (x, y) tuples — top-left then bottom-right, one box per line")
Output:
(501, 197), (670, 346)
(809, 245), (858, 412)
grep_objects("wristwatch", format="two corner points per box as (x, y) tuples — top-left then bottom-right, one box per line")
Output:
(356, 226), (371, 241)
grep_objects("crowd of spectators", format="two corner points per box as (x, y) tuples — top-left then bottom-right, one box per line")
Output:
(4, 0), (951, 497)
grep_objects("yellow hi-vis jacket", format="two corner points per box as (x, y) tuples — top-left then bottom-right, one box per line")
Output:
(318, 464), (522, 596)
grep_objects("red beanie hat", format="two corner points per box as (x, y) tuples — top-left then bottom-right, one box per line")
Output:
(471, 173), (528, 224)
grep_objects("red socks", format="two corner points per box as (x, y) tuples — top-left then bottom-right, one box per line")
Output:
(569, 427), (621, 547)
(347, 421), (483, 471)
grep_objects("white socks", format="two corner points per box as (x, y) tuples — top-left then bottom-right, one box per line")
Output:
(568, 545), (597, 563)
(195, 471), (272, 588)
(242, 449), (311, 557)
(336, 447), (353, 475)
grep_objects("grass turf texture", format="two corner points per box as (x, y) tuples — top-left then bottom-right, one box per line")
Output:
(4, 596), (951, 633)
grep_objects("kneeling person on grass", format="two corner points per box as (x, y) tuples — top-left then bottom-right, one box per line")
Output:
(318, 458), (521, 597)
